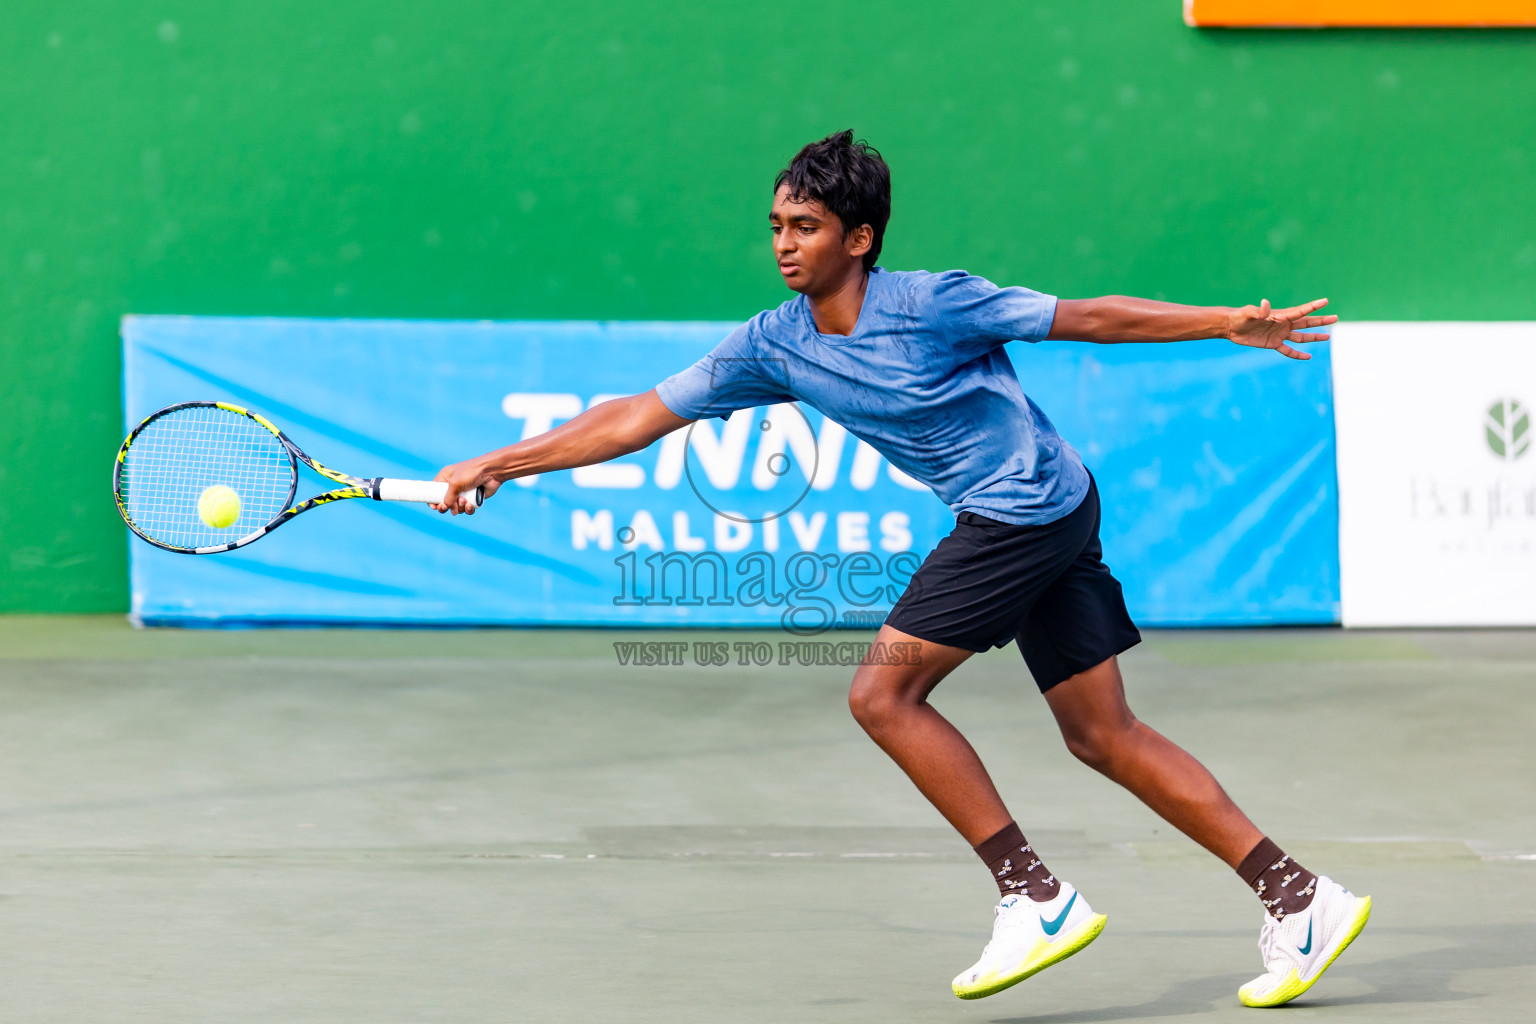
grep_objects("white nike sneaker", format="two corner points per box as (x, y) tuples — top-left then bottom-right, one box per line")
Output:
(951, 882), (1107, 1000)
(1238, 874), (1372, 1007)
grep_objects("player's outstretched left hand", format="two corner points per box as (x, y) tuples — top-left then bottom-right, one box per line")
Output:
(1226, 298), (1336, 360)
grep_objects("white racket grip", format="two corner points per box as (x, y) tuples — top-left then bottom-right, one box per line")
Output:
(374, 478), (483, 508)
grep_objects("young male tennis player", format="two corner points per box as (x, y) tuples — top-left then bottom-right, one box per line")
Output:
(433, 131), (1370, 1007)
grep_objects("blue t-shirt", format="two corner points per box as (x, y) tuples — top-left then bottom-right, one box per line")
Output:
(654, 267), (1089, 526)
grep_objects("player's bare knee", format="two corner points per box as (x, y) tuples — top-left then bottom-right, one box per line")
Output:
(847, 669), (920, 731)
(846, 676), (891, 729)
(1061, 723), (1125, 771)
(1063, 732), (1103, 769)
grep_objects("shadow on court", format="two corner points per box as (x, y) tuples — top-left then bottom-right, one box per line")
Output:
(991, 971), (1241, 1024)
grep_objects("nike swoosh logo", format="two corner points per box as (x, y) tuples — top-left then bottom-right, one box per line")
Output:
(1298, 920), (1313, 956)
(1041, 893), (1077, 936)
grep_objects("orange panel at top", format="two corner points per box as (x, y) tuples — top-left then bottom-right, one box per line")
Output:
(1185, 0), (1536, 25)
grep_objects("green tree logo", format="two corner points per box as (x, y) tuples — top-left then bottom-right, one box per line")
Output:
(1485, 398), (1531, 461)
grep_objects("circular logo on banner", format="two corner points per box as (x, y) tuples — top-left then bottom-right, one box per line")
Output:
(1484, 398), (1531, 461)
(684, 406), (819, 524)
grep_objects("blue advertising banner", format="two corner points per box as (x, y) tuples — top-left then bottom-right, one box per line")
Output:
(122, 316), (1339, 628)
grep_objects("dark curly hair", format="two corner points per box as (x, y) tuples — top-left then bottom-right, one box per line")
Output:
(774, 130), (891, 271)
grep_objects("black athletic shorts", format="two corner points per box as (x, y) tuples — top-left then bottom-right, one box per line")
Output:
(884, 476), (1141, 692)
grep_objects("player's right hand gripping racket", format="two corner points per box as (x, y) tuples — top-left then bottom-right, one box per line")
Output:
(114, 401), (483, 554)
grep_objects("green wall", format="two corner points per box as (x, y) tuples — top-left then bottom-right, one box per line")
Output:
(3, 2), (1533, 612)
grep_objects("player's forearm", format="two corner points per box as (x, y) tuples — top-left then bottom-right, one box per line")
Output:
(1048, 296), (1235, 344)
(471, 392), (688, 483)
(466, 425), (624, 483)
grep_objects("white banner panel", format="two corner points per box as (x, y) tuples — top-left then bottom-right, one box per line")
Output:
(1334, 322), (1536, 626)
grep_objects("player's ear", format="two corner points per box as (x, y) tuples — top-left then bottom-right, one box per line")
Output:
(847, 223), (873, 258)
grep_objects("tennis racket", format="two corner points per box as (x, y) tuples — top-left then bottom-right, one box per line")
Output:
(113, 401), (483, 554)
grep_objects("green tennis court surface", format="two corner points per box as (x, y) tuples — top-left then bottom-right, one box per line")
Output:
(1, 618), (1531, 1022)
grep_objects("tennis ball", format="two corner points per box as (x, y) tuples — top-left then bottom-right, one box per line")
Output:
(198, 485), (242, 529)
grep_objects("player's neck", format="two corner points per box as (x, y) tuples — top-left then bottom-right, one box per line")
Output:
(806, 267), (869, 336)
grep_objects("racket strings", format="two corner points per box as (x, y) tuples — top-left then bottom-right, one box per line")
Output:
(119, 405), (295, 549)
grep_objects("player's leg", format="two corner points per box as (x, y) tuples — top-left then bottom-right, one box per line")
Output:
(859, 495), (1102, 851)
(1018, 493), (1370, 1007)
(1042, 655), (1262, 866)
(861, 483), (1121, 999)
(846, 626), (1004, 844)
(848, 626), (1108, 1000)
(1043, 655), (1371, 1006)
